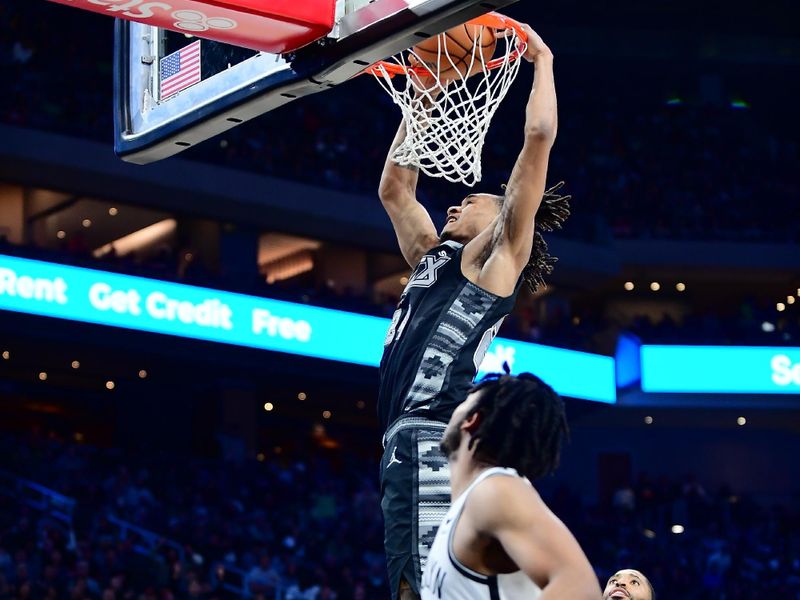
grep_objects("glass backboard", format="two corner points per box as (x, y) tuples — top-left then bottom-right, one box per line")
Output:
(114, 0), (519, 164)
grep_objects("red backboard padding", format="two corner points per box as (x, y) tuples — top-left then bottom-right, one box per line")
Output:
(46, 0), (337, 54)
(200, 0), (336, 50)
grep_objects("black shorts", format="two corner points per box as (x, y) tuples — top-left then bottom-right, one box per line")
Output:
(380, 418), (451, 599)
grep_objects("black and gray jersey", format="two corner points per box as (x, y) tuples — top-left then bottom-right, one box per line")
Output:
(378, 240), (520, 432)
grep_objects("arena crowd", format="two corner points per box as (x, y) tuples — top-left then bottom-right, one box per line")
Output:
(1, 432), (799, 599)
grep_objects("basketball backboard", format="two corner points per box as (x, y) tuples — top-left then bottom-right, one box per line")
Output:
(114, 0), (519, 164)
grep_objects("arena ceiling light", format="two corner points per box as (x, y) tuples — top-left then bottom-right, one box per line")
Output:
(262, 251), (314, 284)
(93, 219), (177, 259)
(258, 233), (321, 266)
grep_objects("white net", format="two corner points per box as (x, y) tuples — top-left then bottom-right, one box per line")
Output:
(371, 21), (525, 187)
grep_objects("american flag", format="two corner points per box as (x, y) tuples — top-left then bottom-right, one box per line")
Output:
(160, 40), (202, 100)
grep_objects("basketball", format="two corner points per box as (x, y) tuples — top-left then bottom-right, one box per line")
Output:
(413, 24), (497, 81)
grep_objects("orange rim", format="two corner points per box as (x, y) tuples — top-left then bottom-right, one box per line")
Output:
(366, 12), (527, 78)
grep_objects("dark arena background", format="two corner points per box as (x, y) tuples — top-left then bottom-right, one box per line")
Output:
(1, 0), (800, 598)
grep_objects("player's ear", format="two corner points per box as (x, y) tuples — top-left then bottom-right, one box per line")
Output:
(462, 411), (481, 433)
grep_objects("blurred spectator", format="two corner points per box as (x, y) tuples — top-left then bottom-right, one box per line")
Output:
(0, 431), (799, 599)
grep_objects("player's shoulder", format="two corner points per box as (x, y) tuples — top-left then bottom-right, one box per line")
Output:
(466, 470), (542, 530)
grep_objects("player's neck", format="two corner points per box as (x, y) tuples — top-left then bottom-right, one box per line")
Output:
(449, 453), (494, 502)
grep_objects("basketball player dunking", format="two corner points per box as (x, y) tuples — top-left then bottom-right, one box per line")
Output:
(377, 25), (570, 600)
(420, 373), (600, 599)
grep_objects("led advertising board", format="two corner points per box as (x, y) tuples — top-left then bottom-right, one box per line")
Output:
(641, 345), (800, 394)
(0, 254), (616, 403)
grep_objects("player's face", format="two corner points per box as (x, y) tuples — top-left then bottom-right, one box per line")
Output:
(603, 570), (652, 600)
(440, 194), (502, 243)
(440, 390), (481, 457)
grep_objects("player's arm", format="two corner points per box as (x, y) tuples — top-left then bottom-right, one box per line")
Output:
(472, 477), (600, 599)
(484, 26), (557, 274)
(378, 121), (440, 267)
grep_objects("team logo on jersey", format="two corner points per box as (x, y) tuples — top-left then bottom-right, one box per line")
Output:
(407, 252), (451, 289)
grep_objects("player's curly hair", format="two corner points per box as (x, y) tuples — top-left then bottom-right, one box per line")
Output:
(497, 181), (571, 293)
(464, 372), (569, 481)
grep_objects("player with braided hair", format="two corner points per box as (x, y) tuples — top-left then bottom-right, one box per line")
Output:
(451, 372), (569, 480)
(420, 373), (599, 600)
(377, 25), (570, 600)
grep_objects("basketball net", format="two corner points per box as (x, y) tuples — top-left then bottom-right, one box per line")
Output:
(370, 16), (526, 187)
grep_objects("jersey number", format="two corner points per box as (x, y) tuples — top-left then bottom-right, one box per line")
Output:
(384, 303), (411, 347)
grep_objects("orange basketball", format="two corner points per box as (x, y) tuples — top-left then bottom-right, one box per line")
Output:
(412, 24), (497, 81)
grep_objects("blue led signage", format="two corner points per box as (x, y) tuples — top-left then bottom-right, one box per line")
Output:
(641, 345), (800, 394)
(0, 255), (616, 402)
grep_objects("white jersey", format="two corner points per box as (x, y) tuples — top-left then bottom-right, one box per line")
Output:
(421, 467), (543, 600)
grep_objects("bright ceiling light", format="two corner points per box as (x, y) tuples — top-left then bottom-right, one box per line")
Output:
(93, 219), (177, 259)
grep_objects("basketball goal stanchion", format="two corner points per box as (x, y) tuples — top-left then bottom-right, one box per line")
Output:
(368, 13), (528, 187)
